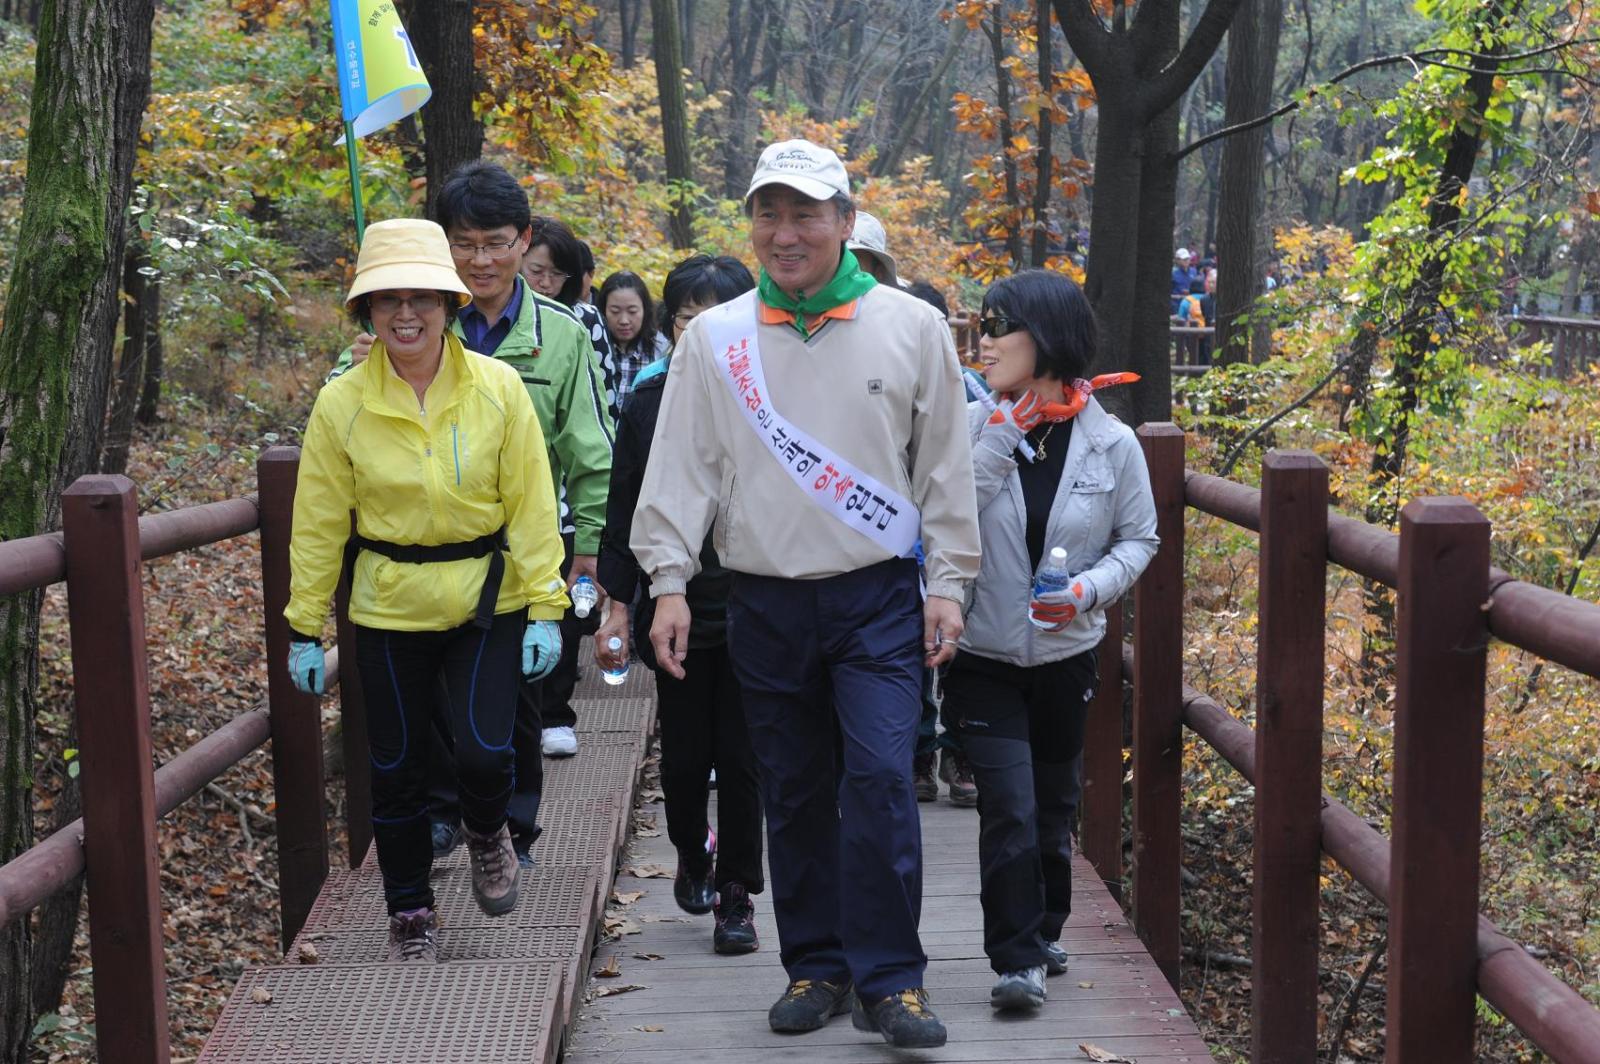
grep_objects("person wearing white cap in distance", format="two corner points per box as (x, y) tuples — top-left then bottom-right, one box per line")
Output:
(1171, 247), (1198, 313)
(631, 138), (979, 1049)
(846, 211), (898, 288)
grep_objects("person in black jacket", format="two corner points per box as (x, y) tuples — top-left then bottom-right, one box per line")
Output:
(595, 253), (765, 956)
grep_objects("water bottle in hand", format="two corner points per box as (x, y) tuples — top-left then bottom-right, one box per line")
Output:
(570, 574), (598, 619)
(602, 636), (629, 685)
(1030, 547), (1072, 630)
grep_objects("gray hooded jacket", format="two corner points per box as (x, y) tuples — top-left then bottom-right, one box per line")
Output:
(959, 395), (1160, 667)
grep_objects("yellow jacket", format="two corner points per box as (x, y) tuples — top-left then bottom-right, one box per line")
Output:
(285, 334), (569, 635)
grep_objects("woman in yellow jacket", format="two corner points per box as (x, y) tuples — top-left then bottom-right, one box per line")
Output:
(283, 219), (568, 963)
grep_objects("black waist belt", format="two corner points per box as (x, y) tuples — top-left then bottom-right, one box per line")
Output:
(345, 528), (507, 630)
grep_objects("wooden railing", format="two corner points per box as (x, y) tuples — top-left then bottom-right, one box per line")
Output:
(1502, 315), (1600, 378)
(0, 447), (370, 1064)
(1077, 425), (1600, 1062)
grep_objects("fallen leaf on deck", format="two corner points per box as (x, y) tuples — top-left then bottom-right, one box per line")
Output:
(591, 983), (648, 998)
(1077, 981), (1095, 988)
(1078, 1044), (1135, 1063)
(634, 1024), (664, 1032)
(632, 952), (664, 961)
(612, 890), (644, 905)
(603, 917), (642, 938)
(635, 828), (661, 837)
(595, 957), (622, 978)
(249, 988), (273, 1004)
(623, 864), (673, 879)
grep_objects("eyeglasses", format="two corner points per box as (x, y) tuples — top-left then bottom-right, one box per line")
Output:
(449, 240), (521, 261)
(672, 311), (700, 329)
(369, 292), (445, 314)
(978, 315), (1026, 339)
(524, 265), (570, 284)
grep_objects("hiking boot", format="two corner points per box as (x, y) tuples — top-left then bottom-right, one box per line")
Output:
(386, 907), (438, 963)
(990, 965), (1047, 1010)
(852, 987), (948, 1048)
(1042, 939), (1069, 975)
(768, 978), (853, 1033)
(464, 823), (520, 917)
(712, 883), (759, 955)
(940, 750), (978, 807)
(674, 827), (717, 914)
(430, 820), (461, 860)
(541, 725), (578, 758)
(913, 752), (938, 802)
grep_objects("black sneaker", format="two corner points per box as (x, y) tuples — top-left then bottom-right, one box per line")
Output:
(712, 883), (758, 955)
(673, 829), (717, 914)
(767, 978), (853, 1033)
(912, 752), (938, 802)
(852, 987), (948, 1048)
(430, 820), (461, 859)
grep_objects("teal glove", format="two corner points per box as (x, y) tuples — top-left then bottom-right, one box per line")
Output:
(522, 620), (562, 680)
(287, 638), (325, 695)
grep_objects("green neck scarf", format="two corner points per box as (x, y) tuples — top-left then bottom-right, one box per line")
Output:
(758, 248), (878, 338)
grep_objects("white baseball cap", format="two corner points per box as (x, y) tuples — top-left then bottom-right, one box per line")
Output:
(1175, 247), (1192, 261)
(745, 139), (851, 204)
(846, 211), (898, 287)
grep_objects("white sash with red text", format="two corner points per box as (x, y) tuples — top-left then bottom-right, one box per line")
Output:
(701, 295), (920, 557)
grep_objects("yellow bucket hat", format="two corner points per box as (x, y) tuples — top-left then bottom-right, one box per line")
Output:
(344, 218), (472, 308)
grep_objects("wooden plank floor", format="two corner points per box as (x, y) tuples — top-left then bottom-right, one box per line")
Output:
(568, 788), (1214, 1063)
(199, 647), (654, 1064)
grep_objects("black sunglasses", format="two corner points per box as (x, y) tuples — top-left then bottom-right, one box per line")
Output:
(978, 315), (1026, 339)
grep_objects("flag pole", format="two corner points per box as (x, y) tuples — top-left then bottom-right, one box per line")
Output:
(343, 119), (366, 240)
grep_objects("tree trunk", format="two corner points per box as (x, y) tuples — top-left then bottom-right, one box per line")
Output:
(651, 0), (695, 247)
(1214, 0), (1283, 365)
(409, 0), (481, 215)
(872, 18), (968, 177)
(135, 294), (164, 427)
(987, 3), (1024, 270)
(618, 0), (641, 67)
(1053, 0), (1247, 426)
(101, 236), (156, 474)
(1029, 0), (1054, 267)
(0, 0), (41, 28)
(678, 0), (696, 73)
(0, 0), (153, 1056)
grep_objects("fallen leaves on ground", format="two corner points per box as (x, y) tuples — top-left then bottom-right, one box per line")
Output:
(1078, 1044), (1135, 1063)
(594, 956), (622, 978)
(611, 889), (644, 905)
(622, 864), (673, 879)
(633, 1024), (664, 1032)
(590, 983), (648, 998)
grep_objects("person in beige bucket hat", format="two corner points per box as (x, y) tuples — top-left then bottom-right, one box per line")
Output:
(284, 217), (570, 963)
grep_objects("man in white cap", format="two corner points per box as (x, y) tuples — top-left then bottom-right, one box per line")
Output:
(1171, 246), (1196, 313)
(846, 211), (898, 288)
(632, 139), (979, 1049)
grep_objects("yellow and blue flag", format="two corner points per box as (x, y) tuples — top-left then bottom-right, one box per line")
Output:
(330, 0), (431, 140)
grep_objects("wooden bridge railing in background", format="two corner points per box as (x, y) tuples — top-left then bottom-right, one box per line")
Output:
(1075, 425), (1600, 1062)
(1504, 315), (1600, 378)
(0, 446), (370, 1064)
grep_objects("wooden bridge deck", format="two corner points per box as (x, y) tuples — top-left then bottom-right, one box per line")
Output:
(197, 645), (1210, 1063)
(568, 785), (1213, 1062)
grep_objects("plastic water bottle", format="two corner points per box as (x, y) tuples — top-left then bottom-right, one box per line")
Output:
(602, 636), (629, 685)
(1030, 546), (1072, 630)
(570, 574), (598, 619)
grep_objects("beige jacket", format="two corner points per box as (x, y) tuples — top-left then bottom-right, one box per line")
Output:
(631, 285), (980, 600)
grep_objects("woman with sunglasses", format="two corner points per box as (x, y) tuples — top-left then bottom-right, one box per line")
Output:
(594, 254), (767, 956)
(948, 269), (1158, 1012)
(284, 219), (568, 963)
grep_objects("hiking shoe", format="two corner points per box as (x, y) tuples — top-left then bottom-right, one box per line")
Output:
(712, 883), (759, 955)
(674, 827), (717, 914)
(430, 820), (461, 860)
(541, 725), (578, 758)
(913, 752), (938, 802)
(464, 823), (520, 917)
(386, 907), (438, 962)
(768, 978), (853, 1033)
(990, 965), (1047, 1010)
(1042, 939), (1069, 975)
(852, 987), (948, 1048)
(940, 750), (978, 807)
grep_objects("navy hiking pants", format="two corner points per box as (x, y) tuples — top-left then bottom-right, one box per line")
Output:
(727, 557), (927, 1001)
(356, 611), (521, 914)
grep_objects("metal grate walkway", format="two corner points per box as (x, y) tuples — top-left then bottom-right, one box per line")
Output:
(199, 649), (655, 1064)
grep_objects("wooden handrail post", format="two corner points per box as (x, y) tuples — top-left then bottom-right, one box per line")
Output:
(1133, 422), (1185, 988)
(258, 447), (329, 946)
(1252, 451), (1328, 1061)
(1387, 497), (1490, 1063)
(61, 476), (171, 1064)
(335, 512), (372, 867)
(1081, 602), (1124, 900)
